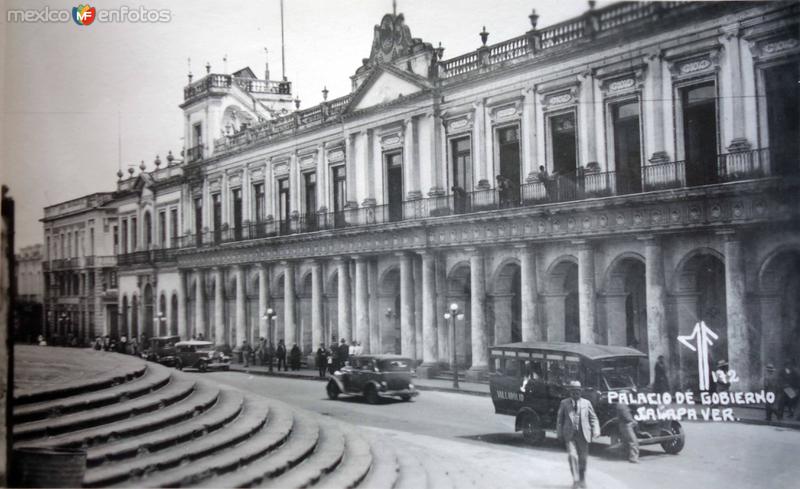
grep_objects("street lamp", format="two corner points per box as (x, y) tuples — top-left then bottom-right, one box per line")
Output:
(156, 312), (166, 337)
(263, 308), (278, 372)
(443, 303), (465, 389)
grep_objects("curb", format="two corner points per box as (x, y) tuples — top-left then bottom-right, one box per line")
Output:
(228, 366), (492, 397)
(734, 417), (800, 430)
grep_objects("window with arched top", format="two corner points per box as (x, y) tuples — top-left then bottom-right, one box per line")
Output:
(144, 212), (153, 247)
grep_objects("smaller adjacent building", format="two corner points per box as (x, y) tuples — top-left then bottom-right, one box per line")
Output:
(14, 244), (44, 341)
(41, 193), (120, 343)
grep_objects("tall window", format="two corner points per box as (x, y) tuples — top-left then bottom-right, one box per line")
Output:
(385, 152), (403, 222)
(89, 227), (95, 256)
(304, 172), (317, 230)
(451, 137), (472, 214)
(232, 188), (243, 239)
(611, 100), (642, 194)
(170, 208), (178, 244)
(46, 236), (51, 260)
(332, 166), (346, 227)
(278, 177), (290, 234)
(550, 112), (578, 177)
(158, 211), (167, 247)
(194, 197), (203, 245)
(67, 232), (72, 258)
(765, 62), (800, 175)
(112, 225), (119, 254)
(144, 212), (153, 248)
(192, 123), (202, 147)
(681, 82), (718, 186)
(253, 183), (265, 222)
(212, 193), (222, 243)
(497, 126), (521, 204)
(121, 220), (128, 254)
(131, 217), (138, 251)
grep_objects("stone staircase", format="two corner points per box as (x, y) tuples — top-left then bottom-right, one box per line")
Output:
(12, 348), (485, 488)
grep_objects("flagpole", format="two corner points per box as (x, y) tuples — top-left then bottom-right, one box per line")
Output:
(280, 0), (286, 81)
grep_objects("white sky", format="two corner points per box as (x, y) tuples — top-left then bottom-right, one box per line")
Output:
(2, 0), (607, 250)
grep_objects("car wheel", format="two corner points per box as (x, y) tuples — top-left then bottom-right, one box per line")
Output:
(660, 421), (685, 454)
(326, 381), (340, 400)
(199, 361), (207, 373)
(400, 394), (412, 402)
(521, 414), (546, 445)
(365, 385), (379, 405)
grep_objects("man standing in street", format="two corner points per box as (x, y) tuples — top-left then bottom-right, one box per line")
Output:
(615, 399), (639, 463)
(316, 344), (328, 378)
(765, 363), (781, 421)
(241, 340), (252, 368)
(556, 381), (600, 489)
(653, 355), (670, 393)
(266, 340), (275, 373)
(338, 338), (350, 368)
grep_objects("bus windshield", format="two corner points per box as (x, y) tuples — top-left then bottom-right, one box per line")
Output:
(599, 358), (640, 390)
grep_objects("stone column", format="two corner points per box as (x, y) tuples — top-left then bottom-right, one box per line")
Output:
(473, 100), (488, 188)
(641, 236), (670, 384)
(575, 240), (598, 344)
(435, 253), (448, 362)
(578, 71), (596, 167)
(417, 251), (438, 377)
(234, 265), (246, 348)
(398, 252), (416, 359)
(368, 259), (380, 354)
(336, 257), (352, 342)
(720, 27), (750, 152)
(311, 260), (324, 354)
(414, 256), (423, 360)
(517, 244), (541, 341)
(468, 248), (488, 379)
(521, 88), (536, 180)
(213, 267), (225, 346)
(723, 232), (754, 390)
(283, 261), (296, 346)
(404, 117), (421, 200)
(354, 256), (370, 353)
(258, 264), (269, 339)
(644, 53), (669, 163)
(194, 268), (206, 338)
(177, 269), (187, 339)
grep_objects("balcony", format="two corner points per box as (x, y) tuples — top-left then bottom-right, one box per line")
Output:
(117, 248), (178, 267)
(183, 148), (779, 249)
(186, 144), (204, 163)
(183, 74), (291, 103)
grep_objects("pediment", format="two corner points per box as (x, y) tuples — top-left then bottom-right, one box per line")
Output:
(350, 67), (428, 112)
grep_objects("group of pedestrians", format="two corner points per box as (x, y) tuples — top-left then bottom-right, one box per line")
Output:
(765, 360), (800, 421)
(313, 339), (362, 377)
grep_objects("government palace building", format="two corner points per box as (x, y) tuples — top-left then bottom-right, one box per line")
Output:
(42, 1), (800, 391)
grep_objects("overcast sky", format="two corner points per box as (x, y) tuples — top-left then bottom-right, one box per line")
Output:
(3, 0), (606, 250)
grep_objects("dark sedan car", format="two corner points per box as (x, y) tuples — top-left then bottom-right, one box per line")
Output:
(326, 354), (419, 404)
(141, 335), (181, 367)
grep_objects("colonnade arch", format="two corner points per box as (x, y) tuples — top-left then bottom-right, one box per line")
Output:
(758, 247), (800, 371)
(379, 267), (401, 354)
(544, 257), (579, 343)
(446, 262), (472, 368)
(490, 259), (521, 345)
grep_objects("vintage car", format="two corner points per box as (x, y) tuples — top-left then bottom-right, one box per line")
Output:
(489, 342), (684, 454)
(326, 355), (419, 404)
(141, 335), (181, 367)
(174, 340), (231, 372)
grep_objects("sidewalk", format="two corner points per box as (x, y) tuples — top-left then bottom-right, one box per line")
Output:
(228, 363), (800, 430)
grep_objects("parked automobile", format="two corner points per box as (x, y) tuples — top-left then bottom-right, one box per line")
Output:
(489, 341), (684, 454)
(174, 340), (231, 372)
(326, 354), (419, 404)
(141, 335), (181, 367)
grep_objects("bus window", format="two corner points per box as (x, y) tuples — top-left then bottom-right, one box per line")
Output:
(546, 359), (565, 384)
(505, 359), (520, 378)
(525, 359), (544, 380)
(564, 361), (581, 384)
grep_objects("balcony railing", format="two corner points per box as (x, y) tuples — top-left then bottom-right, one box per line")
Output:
(161, 148), (775, 253)
(186, 144), (203, 163)
(183, 74), (291, 101)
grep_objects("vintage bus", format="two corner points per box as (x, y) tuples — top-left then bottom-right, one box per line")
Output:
(488, 342), (684, 454)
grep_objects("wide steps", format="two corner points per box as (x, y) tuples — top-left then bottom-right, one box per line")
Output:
(15, 380), (215, 450)
(85, 388), (244, 468)
(129, 399), (293, 488)
(392, 445), (428, 489)
(259, 421), (346, 489)
(314, 428), (373, 489)
(197, 409), (317, 488)
(353, 433), (400, 489)
(14, 365), (171, 424)
(14, 354), (146, 405)
(13, 378), (195, 441)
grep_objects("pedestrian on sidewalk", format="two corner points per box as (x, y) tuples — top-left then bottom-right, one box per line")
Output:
(327, 344), (336, 374)
(316, 344), (328, 378)
(338, 338), (350, 368)
(556, 381), (600, 489)
(276, 340), (287, 372)
(779, 360), (799, 418)
(653, 355), (670, 394)
(266, 340), (275, 373)
(241, 340), (253, 368)
(289, 343), (302, 371)
(765, 363), (781, 421)
(614, 400), (639, 463)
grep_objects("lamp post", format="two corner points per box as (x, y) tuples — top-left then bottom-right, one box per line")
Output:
(443, 303), (465, 389)
(156, 312), (166, 337)
(263, 308), (278, 372)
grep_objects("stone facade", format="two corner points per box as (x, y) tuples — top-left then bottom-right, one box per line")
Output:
(57, 2), (800, 390)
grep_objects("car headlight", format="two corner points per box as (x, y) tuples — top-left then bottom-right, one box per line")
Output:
(380, 381), (387, 388)
(409, 383), (414, 389)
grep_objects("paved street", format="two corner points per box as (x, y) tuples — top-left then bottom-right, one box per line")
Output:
(196, 370), (799, 489)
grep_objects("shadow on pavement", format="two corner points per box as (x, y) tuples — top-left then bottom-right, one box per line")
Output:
(460, 432), (670, 461)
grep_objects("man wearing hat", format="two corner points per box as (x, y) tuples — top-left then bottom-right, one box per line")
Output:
(764, 363), (781, 421)
(557, 380), (601, 489)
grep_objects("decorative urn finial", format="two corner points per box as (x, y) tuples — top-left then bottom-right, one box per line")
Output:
(480, 26), (489, 46)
